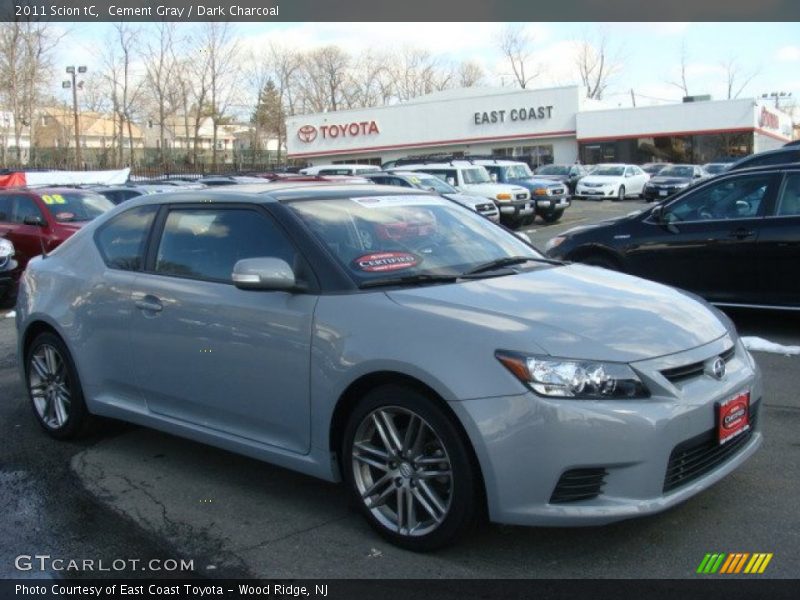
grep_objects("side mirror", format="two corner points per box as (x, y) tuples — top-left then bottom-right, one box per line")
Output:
(232, 257), (298, 291)
(651, 205), (664, 223)
(24, 215), (46, 227)
(490, 173), (498, 183)
(446, 177), (456, 186)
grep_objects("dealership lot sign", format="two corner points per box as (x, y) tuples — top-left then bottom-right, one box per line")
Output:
(474, 106), (554, 125)
(297, 121), (380, 143)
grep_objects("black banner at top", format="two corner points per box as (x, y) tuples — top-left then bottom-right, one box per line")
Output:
(1, 0), (800, 22)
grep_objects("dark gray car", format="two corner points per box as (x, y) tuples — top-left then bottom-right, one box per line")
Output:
(16, 185), (762, 550)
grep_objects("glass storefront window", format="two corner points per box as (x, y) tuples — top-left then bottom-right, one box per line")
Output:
(580, 132), (753, 165)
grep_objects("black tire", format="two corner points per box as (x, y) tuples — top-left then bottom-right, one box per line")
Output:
(342, 384), (480, 551)
(502, 215), (524, 230)
(615, 185), (626, 201)
(521, 214), (536, 227)
(25, 331), (94, 439)
(580, 254), (620, 271)
(542, 210), (564, 224)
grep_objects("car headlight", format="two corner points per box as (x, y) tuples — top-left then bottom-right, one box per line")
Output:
(545, 236), (566, 251)
(674, 182), (690, 189)
(496, 351), (650, 399)
(0, 238), (13, 259)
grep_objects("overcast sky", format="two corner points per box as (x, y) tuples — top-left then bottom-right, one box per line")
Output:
(59, 22), (800, 113)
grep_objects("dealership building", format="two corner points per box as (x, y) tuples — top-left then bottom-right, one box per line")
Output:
(286, 85), (794, 167)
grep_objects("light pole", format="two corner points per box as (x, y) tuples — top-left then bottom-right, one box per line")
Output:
(760, 91), (793, 110)
(63, 65), (87, 169)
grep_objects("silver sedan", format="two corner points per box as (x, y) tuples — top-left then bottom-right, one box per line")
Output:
(16, 185), (762, 550)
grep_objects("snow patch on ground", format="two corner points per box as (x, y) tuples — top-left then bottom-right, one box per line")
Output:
(742, 336), (800, 356)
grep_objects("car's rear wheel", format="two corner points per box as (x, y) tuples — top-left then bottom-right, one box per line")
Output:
(25, 332), (93, 439)
(342, 385), (479, 551)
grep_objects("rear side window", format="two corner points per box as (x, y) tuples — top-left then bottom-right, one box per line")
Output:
(776, 173), (800, 217)
(0, 196), (12, 221)
(95, 205), (158, 271)
(13, 197), (45, 223)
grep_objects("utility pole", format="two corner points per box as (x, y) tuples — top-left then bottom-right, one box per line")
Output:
(63, 65), (87, 169)
(630, 89), (636, 107)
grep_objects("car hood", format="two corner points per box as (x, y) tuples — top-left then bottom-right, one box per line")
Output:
(579, 175), (624, 186)
(461, 183), (528, 196)
(650, 176), (692, 185)
(534, 174), (569, 182)
(387, 264), (726, 362)
(507, 177), (564, 190)
(442, 192), (487, 208)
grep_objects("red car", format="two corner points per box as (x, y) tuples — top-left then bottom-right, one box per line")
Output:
(0, 187), (114, 300)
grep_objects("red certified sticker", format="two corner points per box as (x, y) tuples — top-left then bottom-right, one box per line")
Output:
(717, 390), (750, 445)
(353, 252), (420, 273)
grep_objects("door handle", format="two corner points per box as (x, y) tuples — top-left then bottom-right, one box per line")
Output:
(135, 297), (163, 312)
(728, 228), (754, 240)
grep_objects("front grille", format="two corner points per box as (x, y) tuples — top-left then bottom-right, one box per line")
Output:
(662, 345), (736, 384)
(550, 468), (608, 503)
(663, 403), (759, 492)
(516, 193), (527, 200)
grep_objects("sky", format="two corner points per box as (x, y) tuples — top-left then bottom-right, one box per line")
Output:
(56, 21), (800, 114)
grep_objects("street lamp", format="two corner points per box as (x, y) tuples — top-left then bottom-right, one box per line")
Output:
(63, 65), (87, 169)
(760, 91), (793, 109)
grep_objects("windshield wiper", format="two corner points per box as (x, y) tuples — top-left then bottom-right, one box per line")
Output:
(359, 273), (459, 289)
(461, 256), (561, 277)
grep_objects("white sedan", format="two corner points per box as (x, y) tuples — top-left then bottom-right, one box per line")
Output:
(575, 164), (650, 201)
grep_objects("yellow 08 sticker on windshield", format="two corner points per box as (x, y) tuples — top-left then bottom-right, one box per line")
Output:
(41, 194), (66, 205)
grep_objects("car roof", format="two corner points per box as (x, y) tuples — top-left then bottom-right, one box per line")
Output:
(0, 186), (108, 195)
(119, 184), (424, 208)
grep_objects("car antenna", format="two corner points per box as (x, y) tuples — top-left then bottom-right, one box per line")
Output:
(38, 227), (48, 259)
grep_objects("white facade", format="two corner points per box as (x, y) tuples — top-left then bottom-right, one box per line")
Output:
(287, 86), (582, 165)
(287, 86), (795, 166)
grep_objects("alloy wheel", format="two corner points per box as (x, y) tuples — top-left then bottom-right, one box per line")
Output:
(351, 406), (453, 537)
(28, 344), (72, 429)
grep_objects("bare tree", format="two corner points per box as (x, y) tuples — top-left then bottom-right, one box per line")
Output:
(143, 22), (179, 168)
(721, 56), (759, 99)
(0, 19), (60, 165)
(457, 60), (484, 88)
(496, 25), (539, 89)
(267, 43), (300, 163)
(110, 23), (144, 166)
(391, 47), (452, 101)
(575, 31), (622, 100)
(295, 45), (351, 113)
(200, 22), (240, 169)
(668, 40), (690, 97)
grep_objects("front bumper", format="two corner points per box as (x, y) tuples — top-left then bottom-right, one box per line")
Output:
(575, 186), (616, 199)
(643, 187), (686, 201)
(450, 335), (763, 526)
(533, 195), (571, 214)
(497, 199), (534, 217)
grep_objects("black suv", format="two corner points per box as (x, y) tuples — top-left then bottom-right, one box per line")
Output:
(545, 164), (800, 309)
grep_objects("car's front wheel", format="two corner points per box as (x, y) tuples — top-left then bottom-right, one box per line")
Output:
(615, 185), (626, 201)
(342, 385), (479, 551)
(542, 210), (564, 223)
(25, 332), (94, 439)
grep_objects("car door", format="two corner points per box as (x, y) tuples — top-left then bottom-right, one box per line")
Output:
(128, 204), (318, 453)
(625, 172), (778, 302)
(6, 195), (48, 269)
(755, 171), (800, 306)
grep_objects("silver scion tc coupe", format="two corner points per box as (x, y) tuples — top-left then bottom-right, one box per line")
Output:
(16, 185), (762, 550)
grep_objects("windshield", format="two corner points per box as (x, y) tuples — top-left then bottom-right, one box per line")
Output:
(414, 175), (457, 193)
(592, 167), (625, 177)
(287, 195), (541, 284)
(40, 192), (114, 222)
(462, 167), (491, 184)
(659, 166), (694, 178)
(537, 165), (568, 175)
(504, 164), (533, 179)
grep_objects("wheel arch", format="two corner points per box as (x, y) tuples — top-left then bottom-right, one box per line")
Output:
(328, 370), (488, 514)
(565, 244), (627, 271)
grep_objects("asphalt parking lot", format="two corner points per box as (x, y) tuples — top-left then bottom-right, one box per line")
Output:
(0, 197), (798, 579)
